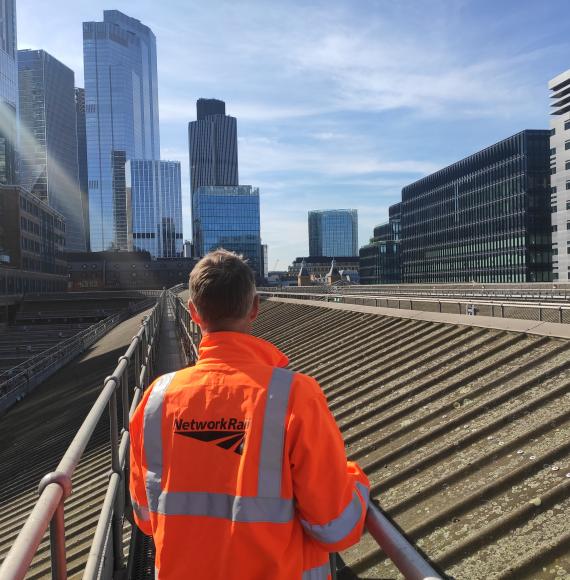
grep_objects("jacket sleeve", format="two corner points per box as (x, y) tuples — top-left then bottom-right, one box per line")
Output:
(129, 383), (154, 536)
(288, 375), (370, 553)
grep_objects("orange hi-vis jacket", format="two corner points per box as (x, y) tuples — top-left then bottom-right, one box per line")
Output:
(129, 331), (370, 580)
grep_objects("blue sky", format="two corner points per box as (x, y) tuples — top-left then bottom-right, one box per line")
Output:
(17, 0), (570, 268)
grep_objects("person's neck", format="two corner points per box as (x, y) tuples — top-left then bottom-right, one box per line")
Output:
(201, 322), (252, 335)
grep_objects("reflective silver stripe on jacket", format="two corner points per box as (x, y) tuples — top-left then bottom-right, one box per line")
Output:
(131, 498), (150, 522)
(143, 367), (295, 522)
(300, 481), (370, 544)
(143, 372), (176, 511)
(302, 561), (330, 580)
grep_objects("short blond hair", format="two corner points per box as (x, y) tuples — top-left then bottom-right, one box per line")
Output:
(189, 249), (256, 324)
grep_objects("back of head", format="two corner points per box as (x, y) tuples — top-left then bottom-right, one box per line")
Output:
(189, 249), (256, 327)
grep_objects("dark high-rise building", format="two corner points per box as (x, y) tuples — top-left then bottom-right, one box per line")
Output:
(308, 209), (358, 257)
(18, 49), (86, 251)
(0, 0), (18, 185)
(197, 98), (226, 120)
(401, 130), (552, 283)
(188, 99), (238, 197)
(75, 87), (89, 250)
(359, 202), (401, 284)
(83, 11), (160, 251)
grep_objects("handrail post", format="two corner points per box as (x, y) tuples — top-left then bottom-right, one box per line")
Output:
(50, 501), (67, 580)
(108, 386), (124, 570)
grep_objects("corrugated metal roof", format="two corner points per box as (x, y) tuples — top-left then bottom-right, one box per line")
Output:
(254, 298), (570, 579)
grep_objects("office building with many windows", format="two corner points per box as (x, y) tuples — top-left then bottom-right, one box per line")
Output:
(549, 70), (570, 282)
(192, 185), (261, 276)
(18, 49), (86, 252)
(401, 130), (552, 283)
(0, 185), (67, 294)
(188, 99), (238, 198)
(75, 87), (89, 250)
(126, 160), (183, 258)
(359, 202), (401, 284)
(0, 0), (17, 185)
(308, 209), (358, 257)
(83, 10), (160, 251)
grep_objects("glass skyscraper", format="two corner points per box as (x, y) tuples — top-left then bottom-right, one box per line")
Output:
(75, 87), (89, 251)
(188, 99), (238, 197)
(308, 209), (358, 257)
(126, 160), (183, 258)
(401, 130), (552, 283)
(83, 10), (160, 251)
(0, 0), (17, 185)
(18, 49), (86, 251)
(193, 185), (261, 276)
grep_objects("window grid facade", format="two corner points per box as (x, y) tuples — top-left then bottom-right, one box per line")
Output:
(83, 10), (160, 252)
(0, 0), (17, 185)
(401, 130), (552, 283)
(549, 70), (570, 281)
(193, 185), (261, 276)
(126, 160), (183, 258)
(18, 49), (86, 251)
(188, 107), (238, 197)
(308, 209), (358, 257)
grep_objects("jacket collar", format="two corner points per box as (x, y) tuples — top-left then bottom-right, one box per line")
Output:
(196, 331), (289, 368)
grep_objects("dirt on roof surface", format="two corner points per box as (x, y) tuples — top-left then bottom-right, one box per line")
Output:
(254, 298), (570, 580)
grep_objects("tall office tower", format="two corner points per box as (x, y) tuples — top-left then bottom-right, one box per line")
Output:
(308, 209), (358, 257)
(193, 185), (261, 276)
(188, 99), (238, 198)
(75, 88), (89, 250)
(401, 130), (552, 284)
(126, 160), (183, 258)
(359, 202), (401, 285)
(0, 0), (17, 185)
(83, 10), (160, 251)
(18, 50), (86, 252)
(197, 98), (226, 120)
(549, 71), (570, 281)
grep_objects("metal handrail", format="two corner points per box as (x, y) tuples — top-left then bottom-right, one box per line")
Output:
(171, 296), (442, 580)
(0, 290), (167, 580)
(258, 290), (570, 324)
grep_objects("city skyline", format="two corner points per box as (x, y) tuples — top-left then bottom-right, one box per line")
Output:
(15, 0), (570, 267)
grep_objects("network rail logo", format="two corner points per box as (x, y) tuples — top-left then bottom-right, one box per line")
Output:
(174, 417), (251, 455)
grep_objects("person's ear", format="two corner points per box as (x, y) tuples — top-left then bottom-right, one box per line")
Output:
(188, 301), (203, 325)
(249, 294), (259, 322)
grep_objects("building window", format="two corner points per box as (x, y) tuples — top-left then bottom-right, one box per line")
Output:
(551, 147), (557, 156)
(552, 225), (558, 232)
(567, 222), (570, 230)
(552, 206), (558, 213)
(567, 200), (570, 210)
(566, 140), (570, 150)
(552, 186), (558, 194)
(552, 127), (557, 135)
(566, 181), (570, 190)
(551, 167), (557, 175)
(566, 120), (570, 130)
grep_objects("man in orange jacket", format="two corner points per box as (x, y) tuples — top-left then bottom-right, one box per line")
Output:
(129, 249), (370, 579)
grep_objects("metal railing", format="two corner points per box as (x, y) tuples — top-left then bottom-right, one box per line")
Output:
(171, 294), (442, 580)
(259, 290), (570, 325)
(0, 290), (167, 580)
(258, 283), (570, 302)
